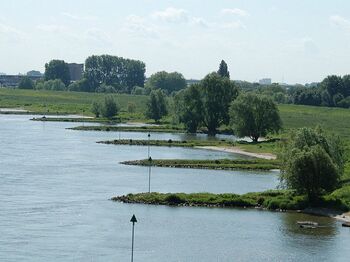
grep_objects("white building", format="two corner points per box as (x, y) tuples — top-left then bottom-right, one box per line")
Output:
(259, 78), (272, 85)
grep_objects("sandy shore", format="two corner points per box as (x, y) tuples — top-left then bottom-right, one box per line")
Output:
(334, 211), (350, 222)
(197, 146), (277, 160)
(302, 208), (350, 222)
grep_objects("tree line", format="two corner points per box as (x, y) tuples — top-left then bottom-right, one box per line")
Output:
(148, 60), (282, 140)
(18, 55), (188, 95)
(290, 75), (350, 108)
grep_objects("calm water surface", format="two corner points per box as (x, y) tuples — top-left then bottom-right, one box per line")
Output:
(0, 115), (349, 261)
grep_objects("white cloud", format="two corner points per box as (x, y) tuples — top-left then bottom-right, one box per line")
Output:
(301, 37), (319, 56)
(61, 12), (97, 21)
(85, 27), (112, 45)
(152, 7), (189, 23)
(123, 15), (158, 38)
(222, 20), (246, 30)
(330, 15), (350, 30)
(36, 24), (66, 33)
(221, 8), (249, 17)
(191, 17), (210, 28)
(0, 23), (25, 40)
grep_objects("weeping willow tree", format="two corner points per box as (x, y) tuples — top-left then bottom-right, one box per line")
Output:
(280, 127), (344, 200)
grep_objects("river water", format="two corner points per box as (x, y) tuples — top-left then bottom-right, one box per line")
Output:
(0, 115), (349, 261)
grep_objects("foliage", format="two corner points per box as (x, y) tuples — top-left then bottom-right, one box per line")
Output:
(68, 78), (92, 92)
(96, 83), (117, 93)
(174, 73), (238, 135)
(201, 73), (238, 135)
(122, 158), (280, 171)
(280, 127), (344, 200)
(256, 84), (288, 104)
(101, 96), (119, 119)
(230, 93), (282, 142)
(217, 60), (230, 78)
(84, 54), (145, 93)
(174, 84), (203, 133)
(91, 101), (101, 118)
(113, 190), (350, 211)
(145, 71), (186, 94)
(18, 76), (34, 89)
(131, 86), (147, 95)
(289, 75), (350, 108)
(44, 60), (70, 86)
(36, 79), (66, 91)
(127, 102), (136, 113)
(145, 89), (168, 122)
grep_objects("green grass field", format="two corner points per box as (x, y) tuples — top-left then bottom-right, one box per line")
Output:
(279, 104), (350, 139)
(2, 89), (350, 136)
(0, 88), (148, 115)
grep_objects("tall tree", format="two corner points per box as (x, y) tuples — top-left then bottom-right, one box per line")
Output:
(229, 93), (282, 142)
(342, 75), (350, 98)
(320, 75), (343, 106)
(44, 60), (70, 86)
(18, 76), (34, 89)
(145, 89), (168, 122)
(84, 55), (145, 92)
(175, 84), (204, 133)
(146, 71), (187, 94)
(280, 127), (344, 200)
(217, 60), (230, 78)
(201, 73), (238, 135)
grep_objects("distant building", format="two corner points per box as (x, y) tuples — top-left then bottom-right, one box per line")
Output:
(305, 82), (319, 88)
(27, 70), (43, 77)
(0, 72), (6, 76)
(67, 63), (84, 81)
(186, 79), (200, 86)
(259, 78), (272, 85)
(0, 75), (42, 87)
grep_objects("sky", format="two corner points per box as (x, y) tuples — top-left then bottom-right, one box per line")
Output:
(1, 0), (350, 84)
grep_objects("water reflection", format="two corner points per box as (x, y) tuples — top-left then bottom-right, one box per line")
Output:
(281, 212), (337, 237)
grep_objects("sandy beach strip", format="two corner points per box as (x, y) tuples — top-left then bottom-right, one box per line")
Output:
(196, 146), (277, 160)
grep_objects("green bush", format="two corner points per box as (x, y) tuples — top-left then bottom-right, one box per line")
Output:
(165, 194), (185, 205)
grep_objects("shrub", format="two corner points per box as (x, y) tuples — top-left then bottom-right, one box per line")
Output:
(101, 96), (119, 119)
(127, 102), (136, 113)
(18, 76), (34, 89)
(165, 194), (185, 205)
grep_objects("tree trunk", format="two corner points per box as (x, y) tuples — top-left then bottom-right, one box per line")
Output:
(207, 127), (217, 136)
(251, 136), (259, 143)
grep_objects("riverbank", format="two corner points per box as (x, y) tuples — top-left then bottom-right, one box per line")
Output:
(112, 191), (350, 215)
(97, 138), (232, 147)
(197, 146), (277, 160)
(121, 158), (280, 171)
(70, 125), (186, 133)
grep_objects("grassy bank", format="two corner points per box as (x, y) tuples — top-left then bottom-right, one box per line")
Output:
(279, 104), (350, 139)
(112, 190), (350, 211)
(71, 125), (186, 133)
(121, 158), (280, 171)
(2, 89), (350, 138)
(0, 88), (148, 116)
(97, 138), (232, 147)
(31, 116), (120, 124)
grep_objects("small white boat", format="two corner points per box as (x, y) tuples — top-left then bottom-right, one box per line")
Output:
(297, 221), (319, 228)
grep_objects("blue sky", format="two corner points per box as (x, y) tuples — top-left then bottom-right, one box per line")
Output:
(1, 0), (350, 84)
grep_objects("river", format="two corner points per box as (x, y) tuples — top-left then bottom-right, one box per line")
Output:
(0, 114), (349, 261)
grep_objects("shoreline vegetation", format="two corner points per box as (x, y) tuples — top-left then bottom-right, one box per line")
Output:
(97, 138), (279, 160)
(97, 138), (233, 147)
(70, 125), (186, 133)
(112, 191), (350, 221)
(121, 158), (280, 171)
